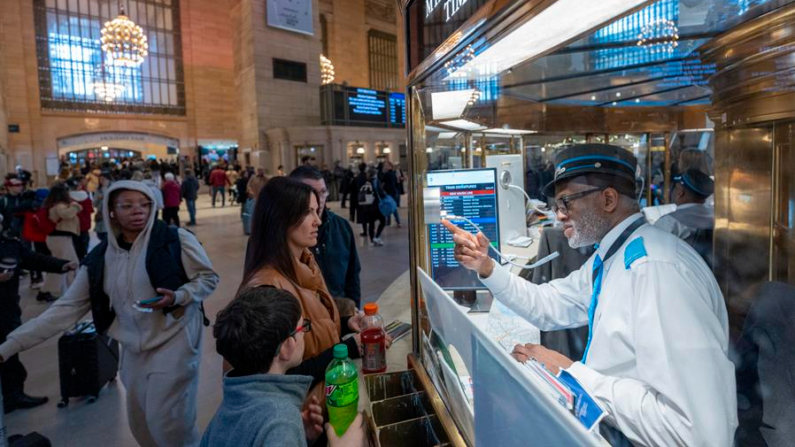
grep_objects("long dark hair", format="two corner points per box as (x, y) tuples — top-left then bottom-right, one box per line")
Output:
(242, 177), (319, 287)
(44, 183), (71, 209)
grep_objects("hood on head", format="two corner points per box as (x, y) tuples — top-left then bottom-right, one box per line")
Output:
(102, 180), (158, 249)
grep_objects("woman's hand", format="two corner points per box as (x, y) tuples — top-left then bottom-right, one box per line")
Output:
(0, 271), (14, 283)
(62, 261), (78, 272)
(140, 288), (177, 310)
(347, 312), (365, 332)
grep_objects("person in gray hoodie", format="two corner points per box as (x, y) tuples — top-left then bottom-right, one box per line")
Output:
(0, 180), (219, 447)
(203, 286), (364, 447)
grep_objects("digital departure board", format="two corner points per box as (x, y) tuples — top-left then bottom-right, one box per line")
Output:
(427, 169), (501, 290)
(347, 88), (387, 123)
(389, 92), (406, 126)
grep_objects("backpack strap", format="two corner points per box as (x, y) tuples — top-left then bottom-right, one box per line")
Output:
(165, 226), (210, 327)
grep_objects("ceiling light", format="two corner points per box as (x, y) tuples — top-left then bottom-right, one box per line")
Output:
(432, 90), (475, 120)
(100, 2), (149, 68)
(616, 92), (621, 98)
(461, 147), (466, 152)
(612, 101), (617, 106)
(437, 132), (459, 139)
(100, 146), (109, 151)
(637, 19), (679, 54)
(439, 119), (488, 131)
(446, 0), (652, 80)
(356, 147), (365, 154)
(320, 54), (335, 85)
(383, 147), (391, 154)
(635, 98), (641, 103)
(591, 95), (596, 100)
(426, 147), (434, 153)
(482, 128), (537, 135)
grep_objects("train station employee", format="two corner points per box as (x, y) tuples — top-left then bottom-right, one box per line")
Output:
(443, 144), (737, 446)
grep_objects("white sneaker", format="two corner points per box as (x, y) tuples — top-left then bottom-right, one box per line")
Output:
(373, 238), (385, 246)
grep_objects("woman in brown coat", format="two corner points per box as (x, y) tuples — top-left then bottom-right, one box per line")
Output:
(241, 177), (365, 391)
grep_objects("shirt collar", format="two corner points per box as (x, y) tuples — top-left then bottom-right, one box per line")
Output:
(595, 212), (645, 259)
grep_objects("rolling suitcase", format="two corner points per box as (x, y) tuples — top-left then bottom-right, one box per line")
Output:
(57, 321), (119, 408)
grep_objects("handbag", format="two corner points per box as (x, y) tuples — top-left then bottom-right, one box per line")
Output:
(374, 178), (397, 216)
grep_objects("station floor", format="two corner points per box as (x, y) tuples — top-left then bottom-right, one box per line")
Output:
(4, 190), (410, 446)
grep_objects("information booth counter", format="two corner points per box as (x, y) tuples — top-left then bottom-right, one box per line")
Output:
(357, 0), (795, 446)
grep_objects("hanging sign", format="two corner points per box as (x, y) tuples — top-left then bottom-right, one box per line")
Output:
(267, 0), (314, 36)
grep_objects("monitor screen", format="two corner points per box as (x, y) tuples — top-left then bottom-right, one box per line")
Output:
(427, 168), (501, 290)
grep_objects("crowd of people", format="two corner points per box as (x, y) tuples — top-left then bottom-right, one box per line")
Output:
(0, 156), (395, 446)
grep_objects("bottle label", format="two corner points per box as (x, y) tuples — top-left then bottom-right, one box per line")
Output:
(363, 341), (386, 371)
(325, 378), (358, 408)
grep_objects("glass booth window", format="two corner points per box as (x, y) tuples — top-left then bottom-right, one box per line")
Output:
(34, 0), (185, 115)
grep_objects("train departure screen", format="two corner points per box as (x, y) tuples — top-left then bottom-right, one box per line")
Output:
(427, 169), (501, 290)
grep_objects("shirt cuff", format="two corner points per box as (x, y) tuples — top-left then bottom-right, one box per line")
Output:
(0, 338), (23, 362)
(565, 361), (603, 392)
(478, 260), (512, 295)
(173, 289), (189, 307)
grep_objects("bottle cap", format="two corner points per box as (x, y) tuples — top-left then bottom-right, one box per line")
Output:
(364, 303), (379, 316)
(333, 343), (348, 359)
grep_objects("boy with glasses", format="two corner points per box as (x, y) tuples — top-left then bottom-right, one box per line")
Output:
(203, 286), (364, 447)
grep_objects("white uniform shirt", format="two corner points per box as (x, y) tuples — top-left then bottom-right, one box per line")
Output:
(480, 213), (737, 446)
(655, 203), (714, 241)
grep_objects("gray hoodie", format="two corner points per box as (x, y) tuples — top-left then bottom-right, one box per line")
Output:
(200, 373), (313, 447)
(0, 181), (219, 359)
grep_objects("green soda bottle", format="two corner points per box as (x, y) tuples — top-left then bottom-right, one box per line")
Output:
(325, 343), (359, 437)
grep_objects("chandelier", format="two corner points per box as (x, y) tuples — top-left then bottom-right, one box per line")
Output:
(101, 2), (149, 67)
(320, 55), (335, 85)
(637, 19), (679, 54)
(92, 64), (125, 102)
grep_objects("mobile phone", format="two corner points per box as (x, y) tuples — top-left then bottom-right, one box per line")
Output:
(138, 296), (161, 306)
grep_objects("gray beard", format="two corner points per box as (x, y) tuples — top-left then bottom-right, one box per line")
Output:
(567, 209), (612, 249)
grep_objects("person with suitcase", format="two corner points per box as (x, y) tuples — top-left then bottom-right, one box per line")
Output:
(0, 214), (77, 414)
(0, 181), (219, 447)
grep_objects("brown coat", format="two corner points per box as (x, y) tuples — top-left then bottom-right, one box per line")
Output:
(246, 250), (341, 360)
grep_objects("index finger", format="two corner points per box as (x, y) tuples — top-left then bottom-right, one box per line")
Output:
(441, 219), (466, 236)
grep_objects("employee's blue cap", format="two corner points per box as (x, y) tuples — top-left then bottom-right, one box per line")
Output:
(673, 168), (714, 198)
(543, 144), (638, 197)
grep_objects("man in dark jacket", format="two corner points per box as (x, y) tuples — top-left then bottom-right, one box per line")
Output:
(181, 170), (200, 226)
(0, 216), (77, 413)
(289, 167), (362, 307)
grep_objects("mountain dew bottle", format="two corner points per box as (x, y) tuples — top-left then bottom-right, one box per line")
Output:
(325, 344), (359, 437)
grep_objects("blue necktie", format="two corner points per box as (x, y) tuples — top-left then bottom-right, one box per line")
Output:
(582, 254), (604, 364)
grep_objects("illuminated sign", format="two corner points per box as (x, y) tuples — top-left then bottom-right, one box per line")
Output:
(426, 0), (473, 22)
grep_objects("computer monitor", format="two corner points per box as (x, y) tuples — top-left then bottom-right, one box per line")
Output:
(427, 168), (501, 290)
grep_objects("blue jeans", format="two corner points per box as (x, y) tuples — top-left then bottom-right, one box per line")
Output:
(186, 199), (196, 224)
(212, 187), (226, 207)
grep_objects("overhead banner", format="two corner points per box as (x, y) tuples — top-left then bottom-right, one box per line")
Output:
(267, 0), (314, 35)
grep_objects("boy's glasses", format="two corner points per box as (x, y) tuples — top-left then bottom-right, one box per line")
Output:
(289, 319), (312, 337)
(275, 319), (312, 356)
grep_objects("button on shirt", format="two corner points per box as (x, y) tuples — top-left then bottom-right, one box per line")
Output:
(480, 213), (737, 446)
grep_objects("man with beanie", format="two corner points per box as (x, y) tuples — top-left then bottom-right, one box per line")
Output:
(443, 144), (736, 446)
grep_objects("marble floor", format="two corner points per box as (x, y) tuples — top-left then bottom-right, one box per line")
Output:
(3, 190), (410, 446)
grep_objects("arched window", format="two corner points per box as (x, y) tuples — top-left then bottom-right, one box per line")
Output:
(33, 0), (185, 115)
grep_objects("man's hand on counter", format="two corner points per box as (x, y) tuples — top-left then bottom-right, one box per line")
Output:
(441, 219), (495, 278)
(511, 343), (573, 375)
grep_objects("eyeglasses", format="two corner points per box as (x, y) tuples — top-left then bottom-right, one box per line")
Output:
(275, 319), (312, 355)
(115, 201), (153, 212)
(289, 319), (312, 337)
(553, 187), (607, 215)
